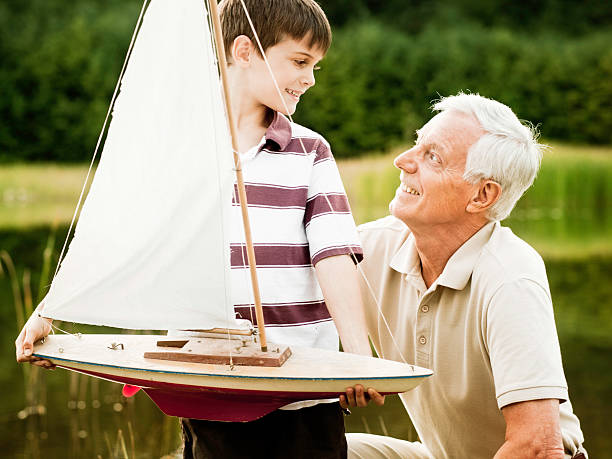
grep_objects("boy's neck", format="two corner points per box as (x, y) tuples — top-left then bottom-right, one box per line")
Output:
(231, 95), (275, 154)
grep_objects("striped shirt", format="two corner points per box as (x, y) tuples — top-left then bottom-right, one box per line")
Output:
(229, 112), (362, 351)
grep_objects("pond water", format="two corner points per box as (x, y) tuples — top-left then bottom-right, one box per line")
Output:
(1, 152), (611, 457)
(1, 252), (610, 458)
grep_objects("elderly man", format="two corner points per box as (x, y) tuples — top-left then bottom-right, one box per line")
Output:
(342, 94), (587, 458)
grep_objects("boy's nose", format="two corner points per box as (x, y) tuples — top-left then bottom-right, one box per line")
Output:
(301, 69), (315, 88)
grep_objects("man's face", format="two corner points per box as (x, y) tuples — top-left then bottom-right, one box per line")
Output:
(389, 111), (484, 229)
(246, 36), (324, 116)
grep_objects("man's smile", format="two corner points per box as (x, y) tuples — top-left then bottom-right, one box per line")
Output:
(400, 183), (421, 196)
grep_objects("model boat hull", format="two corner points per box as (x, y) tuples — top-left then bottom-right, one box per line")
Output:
(34, 334), (432, 422)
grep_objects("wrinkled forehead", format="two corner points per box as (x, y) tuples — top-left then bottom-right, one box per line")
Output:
(416, 111), (483, 145)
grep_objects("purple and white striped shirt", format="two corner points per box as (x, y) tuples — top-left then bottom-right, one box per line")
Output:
(230, 112), (362, 351)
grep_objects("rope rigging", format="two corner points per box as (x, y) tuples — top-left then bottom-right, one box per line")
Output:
(42, 0), (408, 366)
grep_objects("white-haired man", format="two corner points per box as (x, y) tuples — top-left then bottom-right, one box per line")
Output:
(341, 94), (587, 458)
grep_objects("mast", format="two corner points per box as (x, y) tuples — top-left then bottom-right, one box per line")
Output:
(207, 0), (268, 352)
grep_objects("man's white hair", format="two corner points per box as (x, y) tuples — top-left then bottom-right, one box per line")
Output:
(433, 93), (543, 221)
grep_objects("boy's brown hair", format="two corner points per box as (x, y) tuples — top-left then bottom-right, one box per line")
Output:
(219, 0), (331, 61)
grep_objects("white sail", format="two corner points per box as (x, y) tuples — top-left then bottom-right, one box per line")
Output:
(41, 0), (241, 330)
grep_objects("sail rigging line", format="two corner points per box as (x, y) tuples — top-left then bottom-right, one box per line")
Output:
(203, 0), (257, 332)
(238, 0), (409, 365)
(230, 176), (257, 329)
(208, 0), (268, 352)
(203, 2), (240, 363)
(49, 0), (150, 290)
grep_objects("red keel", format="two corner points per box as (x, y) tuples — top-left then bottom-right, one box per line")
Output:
(68, 366), (341, 422)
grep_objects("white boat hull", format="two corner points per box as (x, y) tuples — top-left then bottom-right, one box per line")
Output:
(34, 334), (432, 421)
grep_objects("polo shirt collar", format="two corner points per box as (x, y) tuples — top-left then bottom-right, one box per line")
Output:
(389, 221), (498, 291)
(259, 111), (292, 152)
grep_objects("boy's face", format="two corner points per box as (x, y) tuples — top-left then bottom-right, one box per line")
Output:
(246, 36), (325, 116)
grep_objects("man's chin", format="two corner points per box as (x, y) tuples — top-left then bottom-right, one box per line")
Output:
(389, 199), (402, 218)
(389, 201), (413, 225)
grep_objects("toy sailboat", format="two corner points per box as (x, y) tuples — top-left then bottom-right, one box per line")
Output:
(32, 0), (432, 422)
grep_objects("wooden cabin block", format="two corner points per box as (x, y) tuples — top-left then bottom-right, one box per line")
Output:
(144, 338), (291, 367)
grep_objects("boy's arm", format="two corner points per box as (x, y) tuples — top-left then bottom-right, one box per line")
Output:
(15, 306), (55, 368)
(314, 254), (372, 356)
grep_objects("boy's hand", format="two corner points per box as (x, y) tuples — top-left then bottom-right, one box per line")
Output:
(15, 315), (55, 369)
(340, 384), (385, 409)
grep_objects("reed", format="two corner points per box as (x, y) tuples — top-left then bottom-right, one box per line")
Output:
(2, 228), (57, 426)
(0, 250), (25, 331)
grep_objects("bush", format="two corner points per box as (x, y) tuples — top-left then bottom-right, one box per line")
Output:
(1, 2), (612, 161)
(0, 0), (141, 162)
(294, 22), (612, 157)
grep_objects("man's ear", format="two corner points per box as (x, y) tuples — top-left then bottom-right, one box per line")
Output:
(232, 35), (254, 67)
(466, 180), (502, 214)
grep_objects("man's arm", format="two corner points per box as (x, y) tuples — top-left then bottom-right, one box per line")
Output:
(314, 254), (372, 356)
(494, 399), (565, 459)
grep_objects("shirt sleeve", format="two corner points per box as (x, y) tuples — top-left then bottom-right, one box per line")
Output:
(485, 278), (569, 409)
(304, 138), (363, 266)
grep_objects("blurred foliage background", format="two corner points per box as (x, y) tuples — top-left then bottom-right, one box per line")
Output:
(2, 0), (612, 161)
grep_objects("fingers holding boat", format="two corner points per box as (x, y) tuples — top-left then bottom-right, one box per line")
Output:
(367, 388), (386, 406)
(341, 385), (386, 408)
(340, 386), (356, 408)
(15, 314), (54, 368)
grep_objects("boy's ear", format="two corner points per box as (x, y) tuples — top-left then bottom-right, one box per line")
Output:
(232, 35), (255, 67)
(466, 179), (502, 214)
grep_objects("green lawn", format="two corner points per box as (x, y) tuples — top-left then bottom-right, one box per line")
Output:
(1, 141), (610, 258)
(0, 163), (91, 229)
(338, 142), (612, 259)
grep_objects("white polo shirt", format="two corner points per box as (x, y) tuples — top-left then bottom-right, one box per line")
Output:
(357, 216), (585, 458)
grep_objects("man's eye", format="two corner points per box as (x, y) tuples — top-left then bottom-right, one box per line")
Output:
(427, 151), (440, 163)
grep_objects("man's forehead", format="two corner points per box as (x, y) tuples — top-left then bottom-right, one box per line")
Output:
(415, 114), (442, 142)
(417, 111), (482, 142)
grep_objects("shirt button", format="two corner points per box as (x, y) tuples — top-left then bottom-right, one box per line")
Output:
(421, 305), (429, 313)
(419, 336), (427, 345)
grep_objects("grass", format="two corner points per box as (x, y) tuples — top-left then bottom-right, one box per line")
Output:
(0, 163), (90, 229)
(338, 141), (612, 259)
(0, 141), (610, 257)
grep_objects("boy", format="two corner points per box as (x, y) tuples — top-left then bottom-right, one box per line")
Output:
(16, 0), (370, 457)
(180, 1), (370, 457)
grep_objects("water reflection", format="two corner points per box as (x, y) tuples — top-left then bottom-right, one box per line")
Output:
(2, 261), (611, 457)
(4, 362), (181, 457)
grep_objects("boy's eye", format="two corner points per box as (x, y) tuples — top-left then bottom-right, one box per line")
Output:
(294, 60), (307, 67)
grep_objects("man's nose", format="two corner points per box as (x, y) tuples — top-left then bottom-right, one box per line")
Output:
(394, 149), (418, 173)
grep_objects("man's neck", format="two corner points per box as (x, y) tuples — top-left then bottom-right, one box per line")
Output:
(411, 219), (488, 288)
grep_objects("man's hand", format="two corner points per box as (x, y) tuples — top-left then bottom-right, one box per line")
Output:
(340, 384), (385, 409)
(15, 315), (55, 369)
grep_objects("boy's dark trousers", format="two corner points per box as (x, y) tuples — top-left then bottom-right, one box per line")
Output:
(182, 402), (347, 459)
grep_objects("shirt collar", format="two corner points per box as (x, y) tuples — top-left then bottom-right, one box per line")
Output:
(390, 221), (498, 291)
(258, 111), (292, 152)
